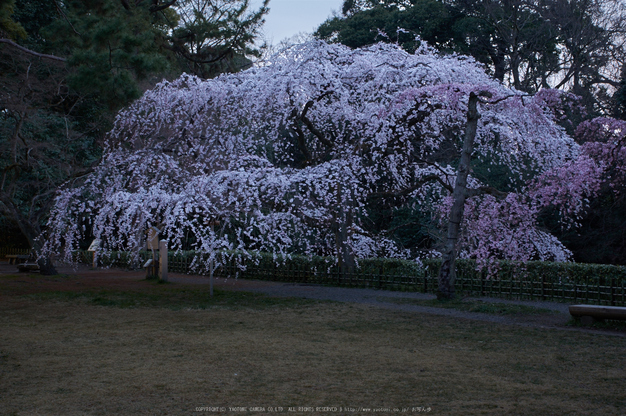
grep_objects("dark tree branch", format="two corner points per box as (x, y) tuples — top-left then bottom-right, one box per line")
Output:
(54, 0), (81, 35)
(300, 92), (335, 148)
(466, 186), (507, 199)
(1, 164), (20, 192)
(150, 0), (178, 13)
(290, 116), (313, 165)
(0, 39), (66, 62)
(369, 174), (453, 199)
(165, 40), (235, 65)
(413, 157), (455, 187)
(301, 112), (333, 148)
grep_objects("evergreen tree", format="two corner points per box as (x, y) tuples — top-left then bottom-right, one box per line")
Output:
(315, 0), (464, 54)
(0, 0), (268, 272)
(0, 0), (26, 40)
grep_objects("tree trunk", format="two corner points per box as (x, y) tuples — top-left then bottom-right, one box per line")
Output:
(0, 193), (58, 275)
(489, 49), (506, 83)
(338, 205), (355, 277)
(437, 92), (481, 300)
(335, 182), (355, 278)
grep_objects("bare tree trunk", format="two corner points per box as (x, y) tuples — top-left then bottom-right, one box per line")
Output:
(437, 92), (481, 300)
(335, 182), (355, 278)
(34, 241), (58, 276)
(338, 204), (355, 277)
(489, 49), (507, 83)
(0, 193), (58, 275)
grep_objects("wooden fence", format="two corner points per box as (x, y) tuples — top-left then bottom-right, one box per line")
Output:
(0, 247), (31, 259)
(80, 250), (626, 306)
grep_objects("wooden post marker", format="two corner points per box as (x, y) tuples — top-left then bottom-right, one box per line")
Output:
(146, 227), (160, 250)
(87, 239), (101, 268)
(145, 227), (161, 278)
(209, 258), (215, 297)
(159, 239), (168, 282)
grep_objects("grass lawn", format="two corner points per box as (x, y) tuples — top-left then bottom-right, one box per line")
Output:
(1, 273), (625, 415)
(376, 296), (559, 315)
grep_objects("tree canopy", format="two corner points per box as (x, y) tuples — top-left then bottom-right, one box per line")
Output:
(44, 41), (612, 276)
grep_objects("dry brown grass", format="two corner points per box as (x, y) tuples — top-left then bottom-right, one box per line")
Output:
(1, 273), (625, 415)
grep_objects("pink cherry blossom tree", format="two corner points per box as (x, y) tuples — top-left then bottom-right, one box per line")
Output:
(42, 40), (602, 294)
(560, 116), (626, 264)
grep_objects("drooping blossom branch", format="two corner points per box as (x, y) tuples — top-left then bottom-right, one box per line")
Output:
(42, 40), (600, 273)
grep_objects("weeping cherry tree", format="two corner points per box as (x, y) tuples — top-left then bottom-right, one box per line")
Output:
(43, 40), (604, 297)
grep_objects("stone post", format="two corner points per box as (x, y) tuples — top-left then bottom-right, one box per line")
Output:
(159, 240), (168, 282)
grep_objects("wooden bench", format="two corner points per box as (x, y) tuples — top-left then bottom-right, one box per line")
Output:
(569, 304), (626, 325)
(6, 254), (30, 265)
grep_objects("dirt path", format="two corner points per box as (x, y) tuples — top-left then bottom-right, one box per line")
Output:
(2, 262), (624, 337)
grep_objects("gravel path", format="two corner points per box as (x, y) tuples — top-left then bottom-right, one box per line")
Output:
(165, 272), (626, 337)
(169, 274), (570, 326)
(3, 262), (624, 337)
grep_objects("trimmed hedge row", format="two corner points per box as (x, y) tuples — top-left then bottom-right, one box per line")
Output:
(76, 250), (626, 305)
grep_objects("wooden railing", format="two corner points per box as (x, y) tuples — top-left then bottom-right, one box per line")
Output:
(0, 247), (31, 259)
(73, 250), (626, 306)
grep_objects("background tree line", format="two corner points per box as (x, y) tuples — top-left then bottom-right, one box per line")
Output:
(316, 0), (626, 116)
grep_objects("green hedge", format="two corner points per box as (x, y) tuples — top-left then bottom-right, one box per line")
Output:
(76, 250), (626, 284)
(74, 250), (626, 305)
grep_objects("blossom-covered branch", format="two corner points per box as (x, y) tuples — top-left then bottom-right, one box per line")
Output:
(43, 40), (603, 272)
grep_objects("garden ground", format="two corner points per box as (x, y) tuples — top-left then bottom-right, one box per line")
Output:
(1, 262), (625, 415)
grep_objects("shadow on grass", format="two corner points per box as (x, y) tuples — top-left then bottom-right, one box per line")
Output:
(567, 317), (626, 331)
(378, 296), (557, 316)
(24, 282), (321, 310)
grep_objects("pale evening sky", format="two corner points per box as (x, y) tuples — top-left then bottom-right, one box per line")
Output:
(250, 0), (344, 44)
